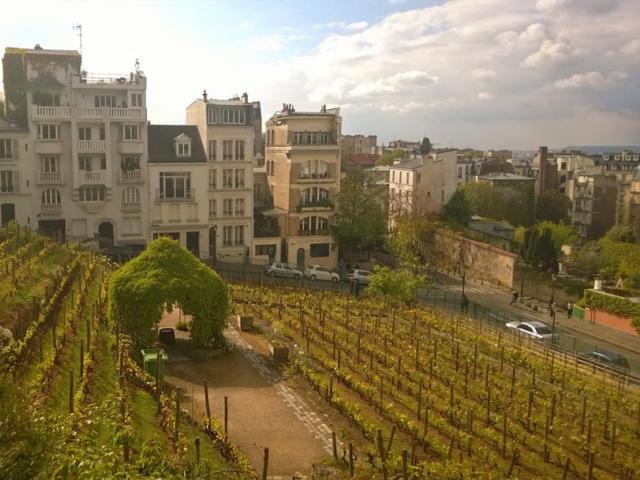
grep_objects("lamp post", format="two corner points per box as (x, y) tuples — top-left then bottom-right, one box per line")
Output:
(211, 225), (217, 267)
(550, 273), (557, 343)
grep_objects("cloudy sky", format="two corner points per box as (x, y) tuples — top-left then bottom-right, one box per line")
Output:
(1, 0), (639, 149)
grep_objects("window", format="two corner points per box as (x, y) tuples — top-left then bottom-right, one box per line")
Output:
(301, 187), (329, 205)
(416, 173), (421, 183)
(0, 171), (16, 193)
(121, 156), (140, 171)
(122, 125), (141, 140)
(95, 95), (116, 107)
(317, 217), (328, 231)
(223, 140), (233, 160)
(300, 216), (329, 234)
(209, 169), (217, 190)
(78, 156), (93, 171)
(235, 140), (245, 160)
(223, 169), (233, 188)
(208, 140), (217, 161)
(100, 156), (107, 170)
(122, 186), (140, 207)
(321, 132), (329, 144)
(209, 199), (217, 218)
(38, 124), (58, 140)
(399, 172), (403, 184)
(207, 108), (218, 125)
(234, 225), (244, 246)
(255, 244), (276, 256)
(176, 142), (191, 157)
(223, 226), (233, 247)
(0, 139), (14, 159)
(33, 92), (60, 106)
(99, 127), (106, 140)
(78, 127), (92, 141)
(222, 108), (246, 125)
(223, 199), (233, 217)
(78, 185), (106, 202)
(71, 219), (86, 237)
(122, 217), (142, 235)
(234, 169), (245, 188)
(131, 93), (143, 107)
(235, 198), (245, 216)
(159, 172), (191, 200)
(41, 156), (59, 172)
(301, 160), (328, 178)
(42, 188), (61, 205)
(310, 243), (330, 257)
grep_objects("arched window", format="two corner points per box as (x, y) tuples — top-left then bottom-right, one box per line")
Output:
(41, 188), (61, 205)
(122, 186), (140, 208)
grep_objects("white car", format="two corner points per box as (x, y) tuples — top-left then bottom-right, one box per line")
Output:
(265, 262), (302, 279)
(347, 269), (372, 285)
(304, 265), (340, 282)
(506, 320), (553, 341)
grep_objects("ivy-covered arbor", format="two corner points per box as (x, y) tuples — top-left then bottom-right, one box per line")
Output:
(108, 237), (228, 348)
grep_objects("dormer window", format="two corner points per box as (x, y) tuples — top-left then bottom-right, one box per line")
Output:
(174, 133), (191, 158)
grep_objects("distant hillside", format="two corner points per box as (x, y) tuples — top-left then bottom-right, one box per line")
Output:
(564, 145), (640, 154)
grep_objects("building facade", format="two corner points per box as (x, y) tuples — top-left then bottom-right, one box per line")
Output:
(265, 104), (341, 269)
(2, 46), (149, 246)
(341, 134), (377, 158)
(186, 92), (259, 264)
(572, 173), (618, 240)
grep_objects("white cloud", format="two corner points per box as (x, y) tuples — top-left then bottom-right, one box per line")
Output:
(247, 33), (309, 51)
(477, 91), (494, 100)
(314, 20), (368, 31)
(472, 69), (496, 80)
(621, 38), (640, 56)
(554, 71), (628, 89)
(349, 71), (437, 97)
(347, 21), (369, 31)
(521, 38), (587, 68)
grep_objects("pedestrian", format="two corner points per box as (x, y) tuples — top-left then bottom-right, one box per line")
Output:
(567, 301), (573, 319)
(511, 291), (518, 305)
(354, 280), (361, 297)
(461, 294), (469, 314)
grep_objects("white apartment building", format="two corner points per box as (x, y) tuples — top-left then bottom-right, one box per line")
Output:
(186, 92), (258, 264)
(388, 149), (457, 225)
(0, 121), (32, 227)
(2, 46), (149, 246)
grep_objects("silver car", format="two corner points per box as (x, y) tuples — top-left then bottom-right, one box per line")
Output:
(265, 262), (302, 279)
(347, 269), (372, 285)
(506, 320), (553, 341)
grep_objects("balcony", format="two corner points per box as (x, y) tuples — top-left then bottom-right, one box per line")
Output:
(80, 170), (107, 185)
(78, 139), (107, 153)
(77, 106), (145, 121)
(295, 199), (334, 212)
(299, 229), (330, 237)
(118, 169), (144, 185)
(297, 172), (332, 183)
(37, 171), (63, 185)
(40, 203), (62, 215)
(71, 73), (147, 89)
(122, 201), (141, 212)
(30, 105), (72, 120)
(155, 188), (195, 202)
(118, 141), (145, 155)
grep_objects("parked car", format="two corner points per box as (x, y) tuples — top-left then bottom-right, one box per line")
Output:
(577, 350), (630, 373)
(505, 320), (553, 341)
(304, 265), (340, 282)
(347, 269), (372, 285)
(265, 262), (302, 279)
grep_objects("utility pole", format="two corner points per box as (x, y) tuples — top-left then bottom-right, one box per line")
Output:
(73, 24), (83, 59)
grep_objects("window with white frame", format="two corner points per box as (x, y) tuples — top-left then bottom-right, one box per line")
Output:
(122, 218), (142, 235)
(208, 140), (217, 161)
(0, 171), (16, 193)
(122, 186), (140, 207)
(0, 139), (14, 159)
(209, 199), (217, 218)
(209, 169), (216, 190)
(78, 127), (92, 140)
(222, 169), (233, 188)
(71, 219), (86, 237)
(122, 125), (141, 140)
(95, 95), (116, 107)
(42, 188), (61, 205)
(223, 199), (233, 217)
(223, 140), (233, 160)
(78, 185), (106, 202)
(234, 198), (245, 216)
(41, 156), (59, 172)
(38, 124), (58, 140)
(159, 172), (191, 200)
(78, 156), (93, 171)
(234, 169), (245, 188)
(300, 187), (329, 206)
(299, 216), (329, 234)
(131, 93), (143, 107)
(222, 108), (246, 125)
(234, 140), (245, 160)
(176, 141), (191, 157)
(301, 159), (328, 178)
(234, 225), (244, 246)
(223, 225), (233, 247)
(121, 156), (140, 171)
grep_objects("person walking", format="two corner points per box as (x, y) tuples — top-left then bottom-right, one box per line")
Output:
(511, 291), (519, 305)
(461, 294), (469, 314)
(567, 301), (573, 319)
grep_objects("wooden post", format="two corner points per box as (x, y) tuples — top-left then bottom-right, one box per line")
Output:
(332, 431), (338, 459)
(376, 430), (388, 480)
(561, 457), (570, 480)
(502, 415), (508, 457)
(402, 450), (408, 479)
(195, 437), (201, 464)
(610, 420), (616, 460)
(527, 391), (534, 432)
(224, 396), (229, 437)
(174, 391), (180, 444)
(386, 426), (396, 454)
(203, 380), (211, 430)
(262, 448), (269, 480)
(486, 387), (491, 426)
(69, 370), (74, 413)
(79, 343), (84, 378)
(348, 443), (354, 477)
(587, 451), (594, 480)
(155, 349), (161, 412)
(417, 377), (423, 420)
(581, 397), (587, 434)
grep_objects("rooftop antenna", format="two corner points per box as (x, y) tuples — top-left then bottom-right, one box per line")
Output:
(73, 23), (83, 59)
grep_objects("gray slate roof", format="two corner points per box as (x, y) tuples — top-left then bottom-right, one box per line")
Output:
(148, 125), (207, 163)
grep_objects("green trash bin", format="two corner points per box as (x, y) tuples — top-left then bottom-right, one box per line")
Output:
(141, 349), (168, 380)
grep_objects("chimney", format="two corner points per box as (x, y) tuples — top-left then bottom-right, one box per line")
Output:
(202, 89), (208, 102)
(241, 92), (248, 103)
(537, 145), (548, 197)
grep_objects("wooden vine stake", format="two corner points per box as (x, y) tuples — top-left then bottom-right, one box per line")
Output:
(349, 443), (354, 477)
(262, 448), (269, 480)
(174, 391), (180, 444)
(376, 430), (389, 480)
(203, 379), (211, 431)
(332, 431), (338, 459)
(69, 370), (74, 414)
(195, 438), (201, 464)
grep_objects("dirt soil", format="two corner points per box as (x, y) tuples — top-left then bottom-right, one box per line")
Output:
(160, 308), (331, 476)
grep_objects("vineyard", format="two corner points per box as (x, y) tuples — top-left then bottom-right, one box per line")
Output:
(230, 283), (640, 479)
(0, 227), (253, 480)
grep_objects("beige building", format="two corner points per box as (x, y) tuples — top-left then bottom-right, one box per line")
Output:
(341, 134), (377, 158)
(572, 173), (618, 240)
(265, 104), (341, 268)
(187, 92), (259, 264)
(2, 46), (149, 247)
(388, 150), (457, 225)
(0, 120), (32, 227)
(622, 170), (640, 238)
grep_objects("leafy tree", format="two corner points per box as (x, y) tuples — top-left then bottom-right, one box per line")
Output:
(604, 224), (638, 243)
(597, 238), (640, 287)
(376, 149), (405, 166)
(478, 159), (514, 175)
(333, 170), (387, 260)
(536, 191), (571, 223)
(367, 265), (427, 304)
(418, 137), (432, 155)
(440, 188), (472, 226)
(108, 237), (228, 348)
(536, 220), (578, 252)
(521, 224), (558, 271)
(388, 214), (438, 272)
(460, 182), (505, 220)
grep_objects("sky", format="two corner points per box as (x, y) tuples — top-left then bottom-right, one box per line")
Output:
(1, 0), (639, 150)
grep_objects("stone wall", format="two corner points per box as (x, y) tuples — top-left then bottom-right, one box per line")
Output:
(433, 229), (517, 289)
